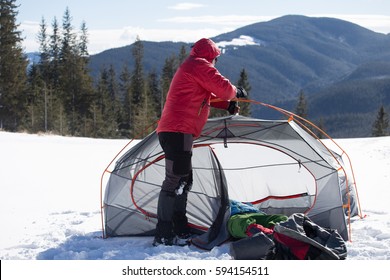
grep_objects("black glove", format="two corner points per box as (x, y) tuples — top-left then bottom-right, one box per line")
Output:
(236, 87), (248, 98)
(227, 101), (239, 115)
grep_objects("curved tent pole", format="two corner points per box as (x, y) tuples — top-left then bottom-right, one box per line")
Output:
(99, 121), (159, 238)
(129, 154), (164, 219)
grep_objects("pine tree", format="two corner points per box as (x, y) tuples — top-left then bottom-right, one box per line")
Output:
(49, 17), (61, 88)
(0, 0), (28, 130)
(160, 55), (176, 113)
(130, 36), (145, 137)
(133, 78), (158, 138)
(90, 68), (119, 138)
(295, 90), (308, 119)
(23, 63), (44, 132)
(30, 16), (67, 135)
(76, 21), (94, 136)
(159, 47), (188, 116)
(37, 17), (50, 67)
(131, 36), (144, 106)
(47, 17), (69, 135)
(177, 45), (188, 66)
(22, 17), (51, 133)
(78, 21), (89, 58)
(315, 117), (326, 139)
(119, 64), (132, 137)
(56, 8), (93, 136)
(59, 7), (78, 134)
(105, 65), (121, 137)
(147, 69), (162, 118)
(372, 105), (389, 137)
(236, 68), (251, 117)
(90, 68), (109, 138)
(210, 68), (252, 118)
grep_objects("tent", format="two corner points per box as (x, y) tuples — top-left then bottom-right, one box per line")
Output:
(101, 115), (360, 250)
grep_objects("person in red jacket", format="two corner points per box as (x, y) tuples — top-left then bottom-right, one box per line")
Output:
(153, 38), (247, 246)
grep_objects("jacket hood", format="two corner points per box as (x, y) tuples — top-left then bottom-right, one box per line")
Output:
(190, 38), (221, 63)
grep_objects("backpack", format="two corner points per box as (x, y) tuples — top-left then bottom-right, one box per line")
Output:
(230, 231), (275, 260)
(267, 213), (347, 260)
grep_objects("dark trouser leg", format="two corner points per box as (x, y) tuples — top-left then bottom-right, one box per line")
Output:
(173, 172), (193, 235)
(156, 132), (193, 239)
(155, 190), (176, 239)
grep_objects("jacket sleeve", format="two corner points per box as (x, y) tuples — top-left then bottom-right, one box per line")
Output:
(193, 60), (237, 101)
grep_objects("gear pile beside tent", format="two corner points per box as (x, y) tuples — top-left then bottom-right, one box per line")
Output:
(100, 108), (362, 251)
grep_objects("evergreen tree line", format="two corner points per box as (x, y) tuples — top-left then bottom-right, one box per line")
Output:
(294, 90), (389, 137)
(27, 8), (159, 138)
(0, 0), (27, 130)
(0, 3), (252, 139)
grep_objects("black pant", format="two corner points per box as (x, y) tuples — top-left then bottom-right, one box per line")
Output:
(159, 132), (193, 192)
(155, 132), (193, 239)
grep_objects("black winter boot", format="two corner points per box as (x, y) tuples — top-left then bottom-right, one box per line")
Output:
(153, 190), (176, 246)
(173, 173), (192, 236)
(173, 190), (190, 236)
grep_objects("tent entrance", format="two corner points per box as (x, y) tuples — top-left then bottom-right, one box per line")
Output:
(127, 145), (228, 233)
(210, 143), (317, 216)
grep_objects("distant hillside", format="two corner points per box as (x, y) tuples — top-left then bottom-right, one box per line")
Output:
(88, 41), (191, 81)
(272, 61), (390, 137)
(88, 15), (390, 138)
(307, 62), (390, 137)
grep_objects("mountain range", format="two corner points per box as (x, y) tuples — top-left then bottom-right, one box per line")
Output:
(87, 15), (390, 138)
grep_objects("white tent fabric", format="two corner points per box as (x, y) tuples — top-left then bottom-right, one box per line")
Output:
(102, 115), (359, 249)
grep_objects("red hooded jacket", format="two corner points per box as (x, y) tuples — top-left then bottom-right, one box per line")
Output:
(157, 38), (237, 137)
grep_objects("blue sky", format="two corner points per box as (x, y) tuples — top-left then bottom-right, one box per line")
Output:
(17, 0), (390, 54)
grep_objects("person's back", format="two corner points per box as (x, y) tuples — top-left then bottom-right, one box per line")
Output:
(157, 38), (236, 137)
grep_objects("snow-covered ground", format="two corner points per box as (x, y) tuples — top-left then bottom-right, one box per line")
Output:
(1, 131), (389, 277)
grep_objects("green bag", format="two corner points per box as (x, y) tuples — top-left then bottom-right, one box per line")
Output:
(228, 212), (288, 238)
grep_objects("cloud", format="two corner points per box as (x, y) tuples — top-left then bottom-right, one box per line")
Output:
(161, 13), (390, 34)
(19, 21), (40, 53)
(159, 15), (272, 26)
(317, 14), (390, 34)
(86, 26), (231, 54)
(168, 3), (206, 10)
